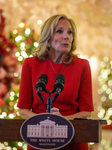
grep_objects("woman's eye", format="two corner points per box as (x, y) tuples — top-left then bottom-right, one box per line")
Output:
(56, 29), (63, 33)
(68, 30), (73, 34)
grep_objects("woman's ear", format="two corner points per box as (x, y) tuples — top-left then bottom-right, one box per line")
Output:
(47, 39), (51, 51)
(47, 39), (51, 47)
(47, 43), (50, 47)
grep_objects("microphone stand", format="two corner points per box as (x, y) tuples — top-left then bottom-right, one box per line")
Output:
(47, 93), (52, 113)
(37, 88), (62, 113)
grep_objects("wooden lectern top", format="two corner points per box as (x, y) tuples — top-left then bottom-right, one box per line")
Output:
(0, 118), (107, 143)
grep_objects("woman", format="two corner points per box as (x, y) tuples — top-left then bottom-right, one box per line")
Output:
(17, 14), (94, 150)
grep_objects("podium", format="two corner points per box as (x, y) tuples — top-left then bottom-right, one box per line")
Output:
(0, 118), (107, 143)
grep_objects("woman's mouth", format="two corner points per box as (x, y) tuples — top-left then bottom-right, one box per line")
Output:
(62, 43), (69, 46)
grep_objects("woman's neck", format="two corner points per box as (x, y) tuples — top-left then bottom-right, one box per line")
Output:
(48, 51), (66, 64)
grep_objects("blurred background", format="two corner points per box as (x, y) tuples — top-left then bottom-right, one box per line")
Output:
(0, 0), (112, 149)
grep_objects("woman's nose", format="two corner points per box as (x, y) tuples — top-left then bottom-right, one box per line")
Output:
(63, 32), (69, 40)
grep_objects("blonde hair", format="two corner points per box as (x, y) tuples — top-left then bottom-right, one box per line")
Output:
(32, 14), (77, 64)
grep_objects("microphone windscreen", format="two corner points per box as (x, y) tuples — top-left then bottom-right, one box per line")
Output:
(39, 74), (48, 84)
(36, 74), (48, 90)
(54, 74), (65, 92)
(55, 74), (65, 84)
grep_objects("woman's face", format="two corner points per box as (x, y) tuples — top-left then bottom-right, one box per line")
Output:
(50, 19), (73, 55)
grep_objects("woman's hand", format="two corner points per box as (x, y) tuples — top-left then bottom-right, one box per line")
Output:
(51, 107), (62, 116)
(19, 109), (37, 119)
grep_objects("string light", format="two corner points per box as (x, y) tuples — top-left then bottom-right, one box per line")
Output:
(15, 52), (20, 57)
(13, 29), (18, 34)
(15, 35), (22, 42)
(100, 61), (106, 68)
(0, 115), (4, 118)
(18, 56), (23, 61)
(2, 112), (7, 117)
(10, 91), (15, 96)
(10, 95), (14, 101)
(102, 72), (108, 79)
(4, 142), (8, 146)
(98, 109), (105, 119)
(9, 102), (14, 106)
(25, 28), (31, 35)
(21, 51), (28, 58)
(89, 143), (94, 145)
(34, 42), (39, 47)
(106, 108), (112, 116)
(37, 19), (42, 24)
(97, 106), (103, 111)
(18, 142), (23, 147)
(20, 47), (26, 51)
(16, 111), (20, 116)
(14, 104), (18, 110)
(98, 89), (103, 95)
(103, 56), (109, 62)
(12, 147), (17, 150)
(108, 80), (112, 86)
(106, 88), (111, 94)
(107, 120), (112, 125)
(19, 22), (25, 28)
(6, 47), (10, 52)
(110, 60), (112, 65)
(20, 42), (25, 48)
(14, 72), (19, 77)
(9, 114), (15, 119)
(101, 96), (106, 102)
(108, 93), (112, 99)
(102, 84), (107, 91)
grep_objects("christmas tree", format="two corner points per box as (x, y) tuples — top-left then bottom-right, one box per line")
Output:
(0, 25), (39, 149)
(98, 56), (112, 125)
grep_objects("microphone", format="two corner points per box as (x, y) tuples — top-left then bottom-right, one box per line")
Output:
(36, 74), (48, 92)
(54, 74), (65, 93)
(52, 74), (65, 103)
(36, 74), (48, 102)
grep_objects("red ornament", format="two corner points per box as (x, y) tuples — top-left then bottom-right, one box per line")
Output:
(26, 39), (32, 45)
(0, 98), (5, 107)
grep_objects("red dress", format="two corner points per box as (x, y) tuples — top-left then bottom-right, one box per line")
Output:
(17, 56), (94, 150)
